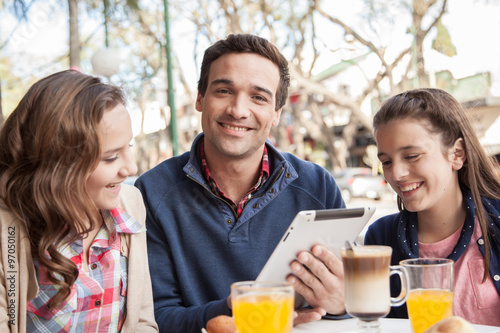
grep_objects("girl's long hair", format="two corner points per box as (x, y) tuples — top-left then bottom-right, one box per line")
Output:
(0, 70), (125, 308)
(373, 88), (500, 281)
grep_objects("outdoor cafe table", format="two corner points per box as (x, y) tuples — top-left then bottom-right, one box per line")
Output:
(292, 318), (500, 333)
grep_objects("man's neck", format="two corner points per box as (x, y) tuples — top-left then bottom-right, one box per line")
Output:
(205, 148), (265, 204)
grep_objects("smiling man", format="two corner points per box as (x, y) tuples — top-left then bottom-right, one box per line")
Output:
(135, 34), (347, 333)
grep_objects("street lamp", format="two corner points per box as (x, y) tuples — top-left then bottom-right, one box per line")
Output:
(90, 47), (120, 77)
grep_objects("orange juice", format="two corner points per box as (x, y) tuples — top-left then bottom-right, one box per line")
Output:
(232, 293), (294, 333)
(407, 288), (454, 333)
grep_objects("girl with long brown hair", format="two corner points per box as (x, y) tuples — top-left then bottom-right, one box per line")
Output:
(365, 88), (500, 325)
(0, 70), (158, 332)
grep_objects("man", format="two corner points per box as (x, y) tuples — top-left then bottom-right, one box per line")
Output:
(136, 34), (347, 333)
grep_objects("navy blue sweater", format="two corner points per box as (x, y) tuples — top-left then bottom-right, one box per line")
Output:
(135, 134), (345, 333)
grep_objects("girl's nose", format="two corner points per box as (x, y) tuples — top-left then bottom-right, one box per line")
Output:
(389, 161), (408, 181)
(120, 149), (138, 177)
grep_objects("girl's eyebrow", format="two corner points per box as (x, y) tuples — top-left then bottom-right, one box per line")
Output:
(102, 147), (121, 155)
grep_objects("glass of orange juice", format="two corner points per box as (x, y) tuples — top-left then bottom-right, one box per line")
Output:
(400, 258), (454, 333)
(231, 281), (294, 333)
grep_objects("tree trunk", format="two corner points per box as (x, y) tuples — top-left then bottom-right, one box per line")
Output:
(68, 0), (80, 70)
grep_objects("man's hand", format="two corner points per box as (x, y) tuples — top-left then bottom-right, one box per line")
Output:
(287, 244), (346, 317)
(293, 307), (327, 326)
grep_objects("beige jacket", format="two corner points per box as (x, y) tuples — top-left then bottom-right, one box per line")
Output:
(0, 184), (158, 332)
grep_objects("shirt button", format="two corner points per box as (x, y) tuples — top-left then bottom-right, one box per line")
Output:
(269, 188), (275, 193)
(253, 203), (258, 208)
(494, 275), (500, 282)
(285, 172), (291, 178)
(95, 300), (101, 307)
(226, 219), (232, 225)
(478, 239), (485, 245)
(91, 263), (98, 270)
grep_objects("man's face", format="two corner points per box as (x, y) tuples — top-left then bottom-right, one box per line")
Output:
(195, 52), (282, 162)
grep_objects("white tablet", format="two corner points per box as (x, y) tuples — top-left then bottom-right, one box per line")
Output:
(256, 207), (375, 304)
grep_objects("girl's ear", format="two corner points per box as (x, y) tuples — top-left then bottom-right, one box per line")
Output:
(451, 138), (466, 171)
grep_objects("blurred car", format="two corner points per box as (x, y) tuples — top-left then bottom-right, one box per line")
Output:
(332, 167), (389, 204)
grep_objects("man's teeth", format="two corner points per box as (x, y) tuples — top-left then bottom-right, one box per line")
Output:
(401, 183), (420, 192)
(107, 184), (118, 189)
(222, 123), (248, 131)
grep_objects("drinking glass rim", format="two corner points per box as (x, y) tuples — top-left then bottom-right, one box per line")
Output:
(400, 258), (454, 267)
(231, 281), (293, 291)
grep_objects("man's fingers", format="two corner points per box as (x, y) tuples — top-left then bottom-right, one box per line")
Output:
(293, 308), (326, 326)
(311, 245), (343, 277)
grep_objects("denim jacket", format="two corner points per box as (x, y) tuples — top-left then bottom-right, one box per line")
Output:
(135, 134), (345, 333)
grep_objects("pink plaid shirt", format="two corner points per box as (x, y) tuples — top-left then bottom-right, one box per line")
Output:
(26, 207), (145, 332)
(200, 140), (269, 218)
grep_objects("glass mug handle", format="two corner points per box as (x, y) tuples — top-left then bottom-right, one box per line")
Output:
(389, 265), (409, 306)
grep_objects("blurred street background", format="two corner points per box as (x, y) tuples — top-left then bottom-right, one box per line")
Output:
(1, 0), (499, 178)
(347, 193), (398, 244)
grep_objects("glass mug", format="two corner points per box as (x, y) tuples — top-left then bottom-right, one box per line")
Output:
(231, 281), (294, 333)
(400, 258), (454, 333)
(341, 245), (409, 333)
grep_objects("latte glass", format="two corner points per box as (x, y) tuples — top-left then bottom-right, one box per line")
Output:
(341, 245), (408, 333)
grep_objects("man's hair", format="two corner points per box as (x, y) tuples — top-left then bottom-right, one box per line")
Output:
(197, 34), (290, 111)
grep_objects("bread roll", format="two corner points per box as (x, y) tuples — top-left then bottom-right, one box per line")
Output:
(424, 316), (476, 333)
(206, 315), (237, 333)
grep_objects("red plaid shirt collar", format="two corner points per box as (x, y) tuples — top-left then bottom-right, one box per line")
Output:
(200, 140), (269, 218)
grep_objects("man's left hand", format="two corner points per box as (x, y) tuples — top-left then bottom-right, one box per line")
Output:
(287, 244), (346, 316)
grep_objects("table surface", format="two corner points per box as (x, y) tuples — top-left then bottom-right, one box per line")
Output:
(292, 318), (500, 333)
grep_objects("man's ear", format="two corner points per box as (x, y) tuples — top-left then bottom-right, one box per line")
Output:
(451, 138), (466, 171)
(272, 108), (282, 127)
(195, 92), (203, 112)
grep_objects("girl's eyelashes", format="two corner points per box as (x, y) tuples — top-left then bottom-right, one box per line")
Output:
(405, 154), (420, 161)
(102, 156), (118, 163)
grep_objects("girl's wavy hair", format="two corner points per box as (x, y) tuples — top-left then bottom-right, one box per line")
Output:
(373, 88), (500, 281)
(197, 33), (290, 111)
(0, 70), (126, 308)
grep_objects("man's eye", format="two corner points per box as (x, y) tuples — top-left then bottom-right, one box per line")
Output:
(254, 95), (267, 102)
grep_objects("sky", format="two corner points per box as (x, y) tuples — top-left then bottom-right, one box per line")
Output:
(2, 0), (500, 112)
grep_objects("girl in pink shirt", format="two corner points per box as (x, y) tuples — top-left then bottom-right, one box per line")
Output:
(365, 88), (500, 325)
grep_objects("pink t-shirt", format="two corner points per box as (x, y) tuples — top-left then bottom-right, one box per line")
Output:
(419, 217), (500, 325)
